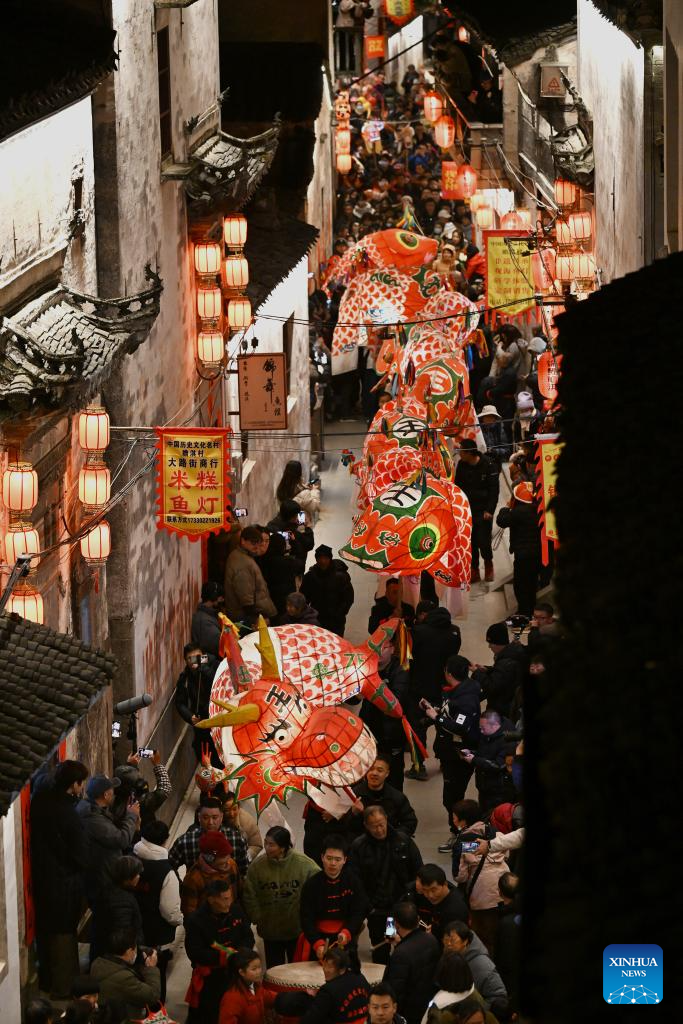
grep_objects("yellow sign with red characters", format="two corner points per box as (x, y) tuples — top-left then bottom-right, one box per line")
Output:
(536, 436), (562, 563)
(484, 230), (536, 318)
(155, 428), (231, 540)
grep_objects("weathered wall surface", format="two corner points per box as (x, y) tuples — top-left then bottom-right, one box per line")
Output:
(307, 72), (335, 285)
(578, 0), (644, 282)
(0, 805), (21, 1024)
(387, 18), (424, 92)
(664, 0), (683, 253)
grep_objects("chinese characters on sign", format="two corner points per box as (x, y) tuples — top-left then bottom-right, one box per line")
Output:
(155, 428), (231, 540)
(441, 161), (460, 199)
(484, 230), (536, 319)
(536, 437), (562, 565)
(365, 35), (385, 60)
(238, 353), (288, 430)
(383, 0), (415, 27)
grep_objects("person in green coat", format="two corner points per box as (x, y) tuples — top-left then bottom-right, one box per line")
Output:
(91, 927), (160, 1023)
(242, 825), (319, 967)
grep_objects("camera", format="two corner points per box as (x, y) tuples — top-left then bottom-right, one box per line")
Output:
(234, 507), (248, 518)
(111, 721), (121, 739)
(188, 654), (209, 668)
(505, 614), (530, 630)
(384, 916), (396, 939)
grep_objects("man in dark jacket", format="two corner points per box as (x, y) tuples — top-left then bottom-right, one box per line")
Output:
(461, 709), (513, 812)
(30, 759), (89, 998)
(496, 481), (542, 615)
(346, 755), (418, 837)
(368, 578), (415, 633)
(191, 581), (223, 662)
(495, 873), (521, 1015)
(301, 544), (355, 635)
(112, 750), (171, 830)
(406, 602), (461, 779)
(455, 438), (500, 583)
(78, 774), (140, 905)
(277, 946), (370, 1024)
(420, 654), (481, 847)
(266, 499), (315, 566)
(300, 834), (368, 961)
(184, 879), (253, 1023)
(91, 927), (160, 1020)
(383, 902), (440, 1024)
(471, 621), (528, 719)
(404, 864), (468, 944)
(260, 531), (305, 616)
(174, 642), (222, 766)
(348, 808), (423, 965)
(278, 591), (320, 626)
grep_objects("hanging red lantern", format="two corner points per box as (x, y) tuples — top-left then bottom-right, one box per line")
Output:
(555, 219), (573, 248)
(7, 584), (44, 624)
(556, 252), (596, 286)
(423, 90), (443, 124)
(80, 521), (111, 565)
(532, 248), (557, 292)
(79, 465), (111, 511)
(456, 163), (477, 198)
(336, 128), (351, 155)
(197, 286), (222, 321)
(227, 296), (252, 331)
(2, 464), (38, 514)
(193, 242), (222, 276)
(537, 350), (562, 400)
(4, 527), (40, 567)
(434, 115), (455, 149)
(554, 178), (577, 210)
(197, 330), (225, 366)
(337, 154), (353, 175)
(78, 407), (110, 452)
(500, 211), (527, 231)
(224, 255), (249, 291)
(568, 211), (592, 243)
(469, 193), (486, 213)
(223, 214), (248, 250)
(475, 205), (495, 229)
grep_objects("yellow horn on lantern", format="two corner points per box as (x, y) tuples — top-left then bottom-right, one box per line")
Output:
(218, 612), (240, 637)
(195, 701), (261, 729)
(255, 615), (281, 680)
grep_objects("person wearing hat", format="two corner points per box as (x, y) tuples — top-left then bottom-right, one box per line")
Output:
(112, 749), (171, 831)
(181, 829), (240, 917)
(133, 819), (182, 1002)
(78, 773), (140, 906)
(30, 760), (89, 999)
(191, 580), (224, 663)
(300, 544), (355, 636)
(496, 481), (542, 617)
(455, 438), (500, 583)
(478, 405), (511, 469)
(470, 622), (529, 719)
(512, 390), (541, 445)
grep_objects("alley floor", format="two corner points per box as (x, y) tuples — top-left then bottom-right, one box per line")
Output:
(162, 419), (515, 1018)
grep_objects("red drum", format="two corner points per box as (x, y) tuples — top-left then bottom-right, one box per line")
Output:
(264, 962), (384, 1024)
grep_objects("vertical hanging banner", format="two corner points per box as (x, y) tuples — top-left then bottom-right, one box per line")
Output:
(238, 353), (288, 430)
(155, 427), (232, 540)
(536, 435), (562, 565)
(484, 230), (536, 321)
(20, 785), (35, 944)
(365, 35), (385, 60)
(383, 0), (415, 26)
(441, 161), (460, 199)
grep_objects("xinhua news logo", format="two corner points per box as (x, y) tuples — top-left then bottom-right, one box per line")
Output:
(603, 944), (663, 1004)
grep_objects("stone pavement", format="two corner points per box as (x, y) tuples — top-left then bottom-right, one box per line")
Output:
(163, 420), (515, 1018)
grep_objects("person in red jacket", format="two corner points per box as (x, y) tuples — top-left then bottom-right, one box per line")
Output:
(218, 948), (275, 1024)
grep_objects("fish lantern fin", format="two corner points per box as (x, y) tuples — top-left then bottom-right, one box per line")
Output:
(218, 614), (251, 690)
(195, 702), (262, 729)
(255, 616), (281, 680)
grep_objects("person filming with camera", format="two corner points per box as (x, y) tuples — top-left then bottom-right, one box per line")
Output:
(175, 642), (222, 767)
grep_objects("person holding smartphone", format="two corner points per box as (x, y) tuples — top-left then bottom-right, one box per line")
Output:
(174, 643), (222, 767)
(266, 500), (315, 568)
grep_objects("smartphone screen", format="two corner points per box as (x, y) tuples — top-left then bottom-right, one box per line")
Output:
(385, 916), (396, 938)
(138, 747), (154, 758)
(297, 511), (306, 525)
(461, 840), (479, 853)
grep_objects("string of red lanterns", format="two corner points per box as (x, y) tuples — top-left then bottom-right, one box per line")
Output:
(2, 461), (43, 622)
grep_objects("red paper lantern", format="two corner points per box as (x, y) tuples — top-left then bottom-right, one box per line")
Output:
(80, 521), (111, 565)
(197, 286), (222, 321)
(336, 128), (351, 155)
(556, 252), (596, 285)
(568, 211), (592, 243)
(337, 154), (353, 175)
(537, 350), (561, 400)
(78, 407), (110, 452)
(223, 214), (247, 250)
(555, 219), (573, 248)
(193, 242), (222, 276)
(423, 91), (443, 124)
(554, 178), (577, 209)
(197, 330), (225, 366)
(227, 296), (252, 331)
(7, 585), (43, 624)
(501, 211), (527, 231)
(2, 464), (38, 514)
(456, 163), (477, 198)
(532, 248), (557, 291)
(79, 465), (111, 511)
(224, 255), (249, 291)
(475, 205), (495, 229)
(434, 115), (455, 149)
(4, 527), (40, 567)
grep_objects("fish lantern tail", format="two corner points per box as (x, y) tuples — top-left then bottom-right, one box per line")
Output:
(403, 716), (428, 769)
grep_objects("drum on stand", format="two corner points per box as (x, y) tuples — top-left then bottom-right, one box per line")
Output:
(264, 961), (384, 1023)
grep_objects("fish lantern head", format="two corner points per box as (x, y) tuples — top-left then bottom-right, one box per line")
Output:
(195, 747), (233, 793)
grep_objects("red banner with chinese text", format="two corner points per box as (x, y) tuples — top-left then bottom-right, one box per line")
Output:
(441, 161), (460, 199)
(365, 35), (385, 60)
(383, 0), (415, 26)
(536, 436), (562, 565)
(155, 428), (232, 540)
(20, 785), (36, 944)
(484, 230), (536, 324)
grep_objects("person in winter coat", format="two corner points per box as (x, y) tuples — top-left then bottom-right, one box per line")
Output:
(90, 856), (144, 963)
(348, 808), (423, 964)
(276, 946), (370, 1024)
(347, 754), (418, 837)
(470, 622), (528, 719)
(266, 500), (315, 567)
(404, 864), (468, 944)
(477, 405), (511, 470)
(181, 830), (239, 916)
(112, 750), (171, 830)
(170, 797), (248, 875)
(407, 602), (461, 779)
(224, 526), (277, 624)
(174, 642), (222, 765)
(184, 880), (254, 1024)
(368, 982), (408, 1024)
(242, 826), (320, 967)
(259, 532), (304, 617)
(361, 649), (412, 789)
(277, 591), (320, 627)
(368, 578), (415, 633)
(421, 954), (491, 1024)
(30, 759), (89, 999)
(442, 922), (508, 1018)
(133, 820), (182, 1002)
(460, 710), (515, 813)
(493, 874), (521, 1015)
(299, 834), (369, 960)
(453, 813), (508, 955)
(191, 581), (223, 661)
(383, 902), (440, 1024)
(78, 774), (140, 905)
(301, 544), (355, 635)
(276, 459), (321, 525)
(91, 927), (161, 1023)
(454, 439), (500, 584)
(218, 790), (263, 861)
(496, 481), (542, 616)
(218, 949), (276, 1024)
(420, 655), (481, 844)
